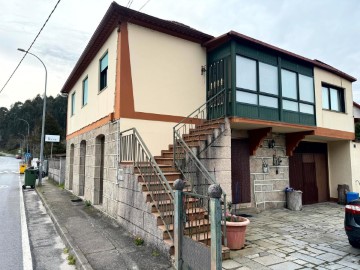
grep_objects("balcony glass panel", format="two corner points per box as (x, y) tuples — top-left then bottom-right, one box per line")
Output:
(259, 95), (278, 108)
(259, 62), (278, 95)
(281, 69), (297, 99)
(330, 88), (340, 111)
(322, 87), (330, 109)
(236, 56), (256, 91)
(283, 100), (298, 112)
(299, 103), (314, 114)
(236, 91), (257, 105)
(299, 74), (314, 102)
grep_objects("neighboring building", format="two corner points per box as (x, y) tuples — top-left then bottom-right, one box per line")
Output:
(354, 101), (360, 122)
(60, 2), (356, 254)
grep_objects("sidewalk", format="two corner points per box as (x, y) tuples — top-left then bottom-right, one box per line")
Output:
(36, 178), (173, 270)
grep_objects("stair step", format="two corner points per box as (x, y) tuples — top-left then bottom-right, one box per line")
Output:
(159, 219), (211, 239)
(154, 157), (173, 165)
(150, 197), (197, 213)
(183, 133), (212, 141)
(138, 172), (182, 183)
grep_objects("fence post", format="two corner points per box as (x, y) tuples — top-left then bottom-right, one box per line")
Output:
(208, 184), (222, 270)
(174, 179), (185, 270)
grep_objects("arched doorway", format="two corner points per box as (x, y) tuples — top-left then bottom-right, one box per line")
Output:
(69, 144), (74, 190)
(94, 135), (105, 205)
(79, 140), (86, 196)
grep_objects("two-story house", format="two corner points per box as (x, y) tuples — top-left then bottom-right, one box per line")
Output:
(60, 2), (357, 254)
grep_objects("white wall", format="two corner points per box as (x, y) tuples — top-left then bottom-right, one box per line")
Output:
(67, 28), (118, 135)
(314, 67), (354, 133)
(128, 23), (207, 117)
(328, 141), (353, 198)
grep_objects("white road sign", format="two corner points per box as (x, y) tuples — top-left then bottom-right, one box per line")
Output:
(45, 135), (60, 142)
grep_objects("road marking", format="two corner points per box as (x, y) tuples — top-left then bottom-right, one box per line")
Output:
(19, 179), (33, 270)
(0, 185), (9, 189)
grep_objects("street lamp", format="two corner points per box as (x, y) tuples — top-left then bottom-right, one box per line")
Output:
(18, 133), (26, 157)
(18, 48), (47, 185)
(18, 118), (30, 159)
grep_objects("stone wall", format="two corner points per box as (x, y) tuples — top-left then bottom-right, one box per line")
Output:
(199, 120), (288, 210)
(251, 134), (288, 209)
(48, 157), (66, 184)
(65, 121), (170, 255)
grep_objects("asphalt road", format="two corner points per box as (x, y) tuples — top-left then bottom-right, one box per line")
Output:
(0, 156), (74, 270)
(0, 156), (28, 270)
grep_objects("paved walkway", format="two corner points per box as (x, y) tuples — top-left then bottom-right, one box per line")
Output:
(223, 203), (360, 270)
(36, 178), (172, 270)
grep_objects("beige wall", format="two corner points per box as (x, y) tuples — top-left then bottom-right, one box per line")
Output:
(67, 28), (118, 135)
(328, 141), (353, 198)
(120, 118), (175, 155)
(128, 23), (207, 117)
(314, 67), (354, 133)
(351, 142), (360, 193)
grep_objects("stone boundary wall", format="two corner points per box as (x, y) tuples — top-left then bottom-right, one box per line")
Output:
(48, 157), (66, 184)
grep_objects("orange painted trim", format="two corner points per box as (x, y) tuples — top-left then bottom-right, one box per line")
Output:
(66, 113), (114, 141)
(119, 21), (135, 119)
(314, 127), (355, 140)
(229, 117), (315, 131)
(229, 117), (355, 140)
(114, 25), (122, 120)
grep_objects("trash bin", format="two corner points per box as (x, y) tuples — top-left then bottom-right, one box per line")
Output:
(22, 168), (38, 189)
(286, 189), (302, 211)
(337, 184), (350, 205)
(19, 164), (27, 174)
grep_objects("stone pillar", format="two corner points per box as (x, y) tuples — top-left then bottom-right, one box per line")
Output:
(208, 184), (222, 270)
(174, 179), (185, 270)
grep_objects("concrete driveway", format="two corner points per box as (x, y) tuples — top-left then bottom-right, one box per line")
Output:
(223, 202), (360, 270)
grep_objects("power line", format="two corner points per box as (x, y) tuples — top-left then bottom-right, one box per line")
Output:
(139, 0), (151, 11)
(0, 0), (62, 95)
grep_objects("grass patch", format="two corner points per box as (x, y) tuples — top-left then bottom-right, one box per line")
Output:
(84, 200), (92, 207)
(58, 183), (65, 189)
(134, 236), (144, 246)
(67, 254), (76, 265)
(152, 249), (160, 257)
(63, 247), (69, 254)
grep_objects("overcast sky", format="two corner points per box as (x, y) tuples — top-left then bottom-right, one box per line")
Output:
(0, 0), (359, 109)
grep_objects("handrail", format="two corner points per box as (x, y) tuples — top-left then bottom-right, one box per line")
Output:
(172, 88), (228, 246)
(174, 88), (227, 132)
(120, 128), (174, 241)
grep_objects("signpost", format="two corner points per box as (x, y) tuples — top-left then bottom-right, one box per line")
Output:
(45, 135), (60, 158)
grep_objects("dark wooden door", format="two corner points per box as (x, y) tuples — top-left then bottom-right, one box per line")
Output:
(231, 139), (251, 204)
(302, 153), (318, 204)
(315, 154), (329, 202)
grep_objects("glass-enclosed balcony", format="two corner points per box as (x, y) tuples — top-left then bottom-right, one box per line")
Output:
(207, 40), (316, 126)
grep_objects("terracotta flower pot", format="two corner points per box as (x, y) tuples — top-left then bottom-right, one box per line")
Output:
(224, 217), (250, 250)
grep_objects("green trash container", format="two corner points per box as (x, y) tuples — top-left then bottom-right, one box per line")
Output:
(22, 168), (38, 189)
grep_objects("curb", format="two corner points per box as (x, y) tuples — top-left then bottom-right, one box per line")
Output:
(36, 183), (94, 270)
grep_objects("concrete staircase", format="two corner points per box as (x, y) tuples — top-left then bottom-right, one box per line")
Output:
(136, 118), (230, 259)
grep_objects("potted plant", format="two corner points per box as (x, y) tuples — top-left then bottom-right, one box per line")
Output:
(224, 202), (250, 250)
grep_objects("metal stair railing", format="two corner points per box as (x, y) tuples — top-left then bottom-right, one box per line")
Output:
(120, 128), (174, 241)
(173, 88), (227, 246)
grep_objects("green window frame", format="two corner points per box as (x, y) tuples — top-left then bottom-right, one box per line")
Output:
(71, 92), (76, 116)
(99, 52), (108, 91)
(82, 77), (88, 106)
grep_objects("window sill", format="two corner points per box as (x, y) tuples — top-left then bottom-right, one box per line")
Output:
(322, 109), (346, 115)
(98, 86), (108, 94)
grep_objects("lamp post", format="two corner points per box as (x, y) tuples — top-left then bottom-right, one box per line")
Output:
(18, 118), (30, 159)
(18, 133), (26, 157)
(18, 48), (47, 185)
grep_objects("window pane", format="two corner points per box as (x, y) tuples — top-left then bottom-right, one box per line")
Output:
(283, 100), (298, 112)
(236, 56), (256, 91)
(322, 87), (329, 109)
(259, 95), (278, 108)
(281, 69), (297, 99)
(259, 62), (278, 95)
(299, 103), (314, 114)
(100, 52), (108, 72)
(236, 91), (257, 105)
(71, 93), (75, 115)
(83, 78), (88, 106)
(299, 75), (314, 102)
(330, 88), (339, 111)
